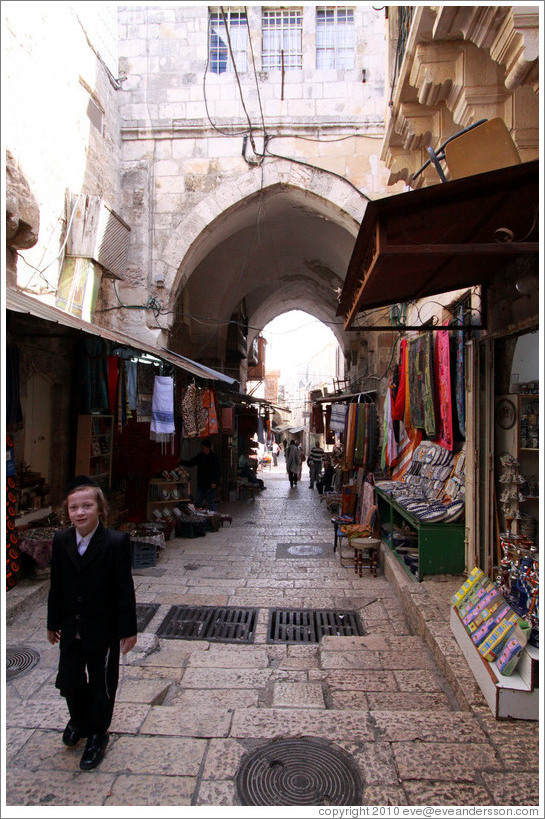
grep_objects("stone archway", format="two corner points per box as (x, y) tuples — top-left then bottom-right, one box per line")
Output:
(160, 159), (369, 370)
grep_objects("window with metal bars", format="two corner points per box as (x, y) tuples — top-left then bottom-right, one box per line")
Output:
(262, 7), (303, 71)
(209, 7), (248, 74)
(316, 6), (355, 70)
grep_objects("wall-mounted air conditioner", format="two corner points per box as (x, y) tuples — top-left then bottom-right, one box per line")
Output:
(65, 193), (131, 279)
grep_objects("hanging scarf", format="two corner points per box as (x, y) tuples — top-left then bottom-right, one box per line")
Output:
(434, 328), (454, 450)
(381, 386), (398, 469)
(455, 304), (466, 437)
(136, 362), (156, 422)
(150, 375), (175, 451)
(330, 403), (347, 433)
(392, 339), (407, 421)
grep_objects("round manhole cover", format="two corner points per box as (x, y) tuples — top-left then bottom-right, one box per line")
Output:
(287, 544), (324, 557)
(236, 737), (362, 805)
(6, 646), (40, 681)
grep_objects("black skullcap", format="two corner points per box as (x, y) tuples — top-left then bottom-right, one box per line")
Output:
(65, 475), (100, 497)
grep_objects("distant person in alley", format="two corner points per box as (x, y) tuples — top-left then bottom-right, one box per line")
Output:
(285, 439), (302, 488)
(307, 439), (325, 489)
(47, 475), (137, 771)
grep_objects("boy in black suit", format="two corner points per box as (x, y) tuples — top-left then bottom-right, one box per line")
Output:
(47, 476), (137, 770)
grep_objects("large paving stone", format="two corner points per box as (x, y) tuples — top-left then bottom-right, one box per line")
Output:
(363, 785), (408, 805)
(403, 781), (495, 805)
(372, 711), (487, 743)
(319, 650), (381, 670)
(481, 771), (540, 806)
(104, 773), (196, 806)
(5, 769), (116, 807)
(378, 650), (436, 670)
(201, 738), (248, 780)
(352, 742), (400, 786)
(115, 679), (171, 705)
(393, 742), (501, 781)
(5, 727), (34, 764)
(181, 667), (273, 688)
(230, 707), (374, 741)
(311, 669), (398, 691)
(110, 703), (151, 734)
(366, 691), (452, 711)
(100, 735), (207, 775)
(9, 729), (88, 772)
(170, 688), (259, 709)
(140, 705), (232, 737)
(195, 779), (237, 805)
(393, 670), (445, 692)
(272, 682), (325, 708)
(187, 646), (269, 668)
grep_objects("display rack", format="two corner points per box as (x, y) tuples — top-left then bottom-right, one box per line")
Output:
(147, 477), (191, 522)
(75, 415), (113, 490)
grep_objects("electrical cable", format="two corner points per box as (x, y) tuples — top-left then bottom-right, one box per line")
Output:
(220, 6), (257, 143)
(203, 12), (249, 137)
(245, 5), (267, 138)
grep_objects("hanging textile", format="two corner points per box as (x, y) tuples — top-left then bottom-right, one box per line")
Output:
(150, 375), (175, 451)
(345, 403), (358, 468)
(380, 387), (398, 469)
(6, 346), (24, 431)
(325, 405), (335, 444)
(181, 383), (198, 437)
(455, 303), (466, 437)
(116, 359), (132, 430)
(391, 424), (422, 481)
(107, 356), (119, 416)
(366, 402), (376, 470)
(392, 339), (407, 422)
(312, 403), (324, 434)
(6, 434), (21, 591)
(434, 328), (454, 450)
(257, 414), (265, 444)
(404, 339), (412, 429)
(221, 406), (235, 434)
(409, 334), (436, 436)
(200, 388), (218, 437)
(358, 479), (375, 525)
(126, 360), (137, 411)
(78, 337), (109, 414)
(329, 403), (347, 433)
(136, 362), (156, 422)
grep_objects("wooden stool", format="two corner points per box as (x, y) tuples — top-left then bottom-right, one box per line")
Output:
(350, 537), (380, 577)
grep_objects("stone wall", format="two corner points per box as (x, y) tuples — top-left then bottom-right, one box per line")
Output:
(3, 3), (123, 296)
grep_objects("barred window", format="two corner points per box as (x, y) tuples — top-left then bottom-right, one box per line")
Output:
(262, 7), (303, 71)
(316, 6), (355, 69)
(209, 8), (248, 74)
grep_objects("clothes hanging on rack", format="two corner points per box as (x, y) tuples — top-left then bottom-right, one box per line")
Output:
(455, 304), (466, 438)
(434, 328), (454, 450)
(409, 334), (436, 436)
(381, 386), (398, 469)
(136, 362), (156, 422)
(150, 375), (175, 451)
(392, 339), (407, 422)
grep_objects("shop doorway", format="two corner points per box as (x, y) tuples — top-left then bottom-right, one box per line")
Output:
(22, 374), (52, 485)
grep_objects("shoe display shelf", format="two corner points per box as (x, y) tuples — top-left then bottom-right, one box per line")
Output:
(375, 486), (465, 581)
(147, 472), (191, 522)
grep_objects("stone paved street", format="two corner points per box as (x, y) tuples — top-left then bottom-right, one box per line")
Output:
(5, 464), (540, 809)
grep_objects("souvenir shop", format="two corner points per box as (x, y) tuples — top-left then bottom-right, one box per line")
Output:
(5, 292), (269, 588)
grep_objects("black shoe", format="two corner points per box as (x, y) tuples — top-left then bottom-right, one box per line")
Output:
(62, 721), (85, 747)
(79, 733), (109, 770)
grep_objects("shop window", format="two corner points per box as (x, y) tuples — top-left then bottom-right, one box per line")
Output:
(262, 7), (303, 71)
(316, 6), (355, 69)
(209, 8), (248, 74)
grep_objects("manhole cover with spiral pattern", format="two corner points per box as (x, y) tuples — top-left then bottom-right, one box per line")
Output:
(6, 646), (41, 681)
(235, 737), (363, 805)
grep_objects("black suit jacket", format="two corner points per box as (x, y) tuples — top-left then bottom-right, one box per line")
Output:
(47, 522), (137, 653)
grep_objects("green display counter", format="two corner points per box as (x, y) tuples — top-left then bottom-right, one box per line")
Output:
(375, 486), (465, 581)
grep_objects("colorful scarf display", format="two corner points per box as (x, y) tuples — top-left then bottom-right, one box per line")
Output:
(409, 334), (436, 436)
(380, 386), (398, 468)
(434, 328), (454, 450)
(455, 304), (466, 437)
(392, 339), (407, 422)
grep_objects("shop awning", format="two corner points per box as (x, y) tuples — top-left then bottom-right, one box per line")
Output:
(315, 390), (377, 404)
(337, 160), (539, 329)
(6, 288), (236, 384)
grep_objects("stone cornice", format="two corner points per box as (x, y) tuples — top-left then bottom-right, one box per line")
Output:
(120, 118), (386, 141)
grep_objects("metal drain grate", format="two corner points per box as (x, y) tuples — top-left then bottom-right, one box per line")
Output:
(6, 646), (40, 681)
(136, 603), (160, 632)
(235, 737), (362, 805)
(268, 609), (364, 644)
(156, 605), (258, 644)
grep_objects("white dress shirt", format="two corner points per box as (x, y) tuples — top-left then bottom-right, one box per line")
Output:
(76, 524), (99, 556)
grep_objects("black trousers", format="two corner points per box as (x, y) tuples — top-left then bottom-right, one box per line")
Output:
(56, 639), (120, 735)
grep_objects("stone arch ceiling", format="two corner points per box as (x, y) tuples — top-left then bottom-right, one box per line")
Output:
(171, 184), (364, 363)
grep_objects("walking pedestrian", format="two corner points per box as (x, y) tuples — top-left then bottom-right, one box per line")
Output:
(308, 439), (325, 489)
(285, 440), (301, 487)
(47, 476), (137, 771)
(180, 437), (221, 510)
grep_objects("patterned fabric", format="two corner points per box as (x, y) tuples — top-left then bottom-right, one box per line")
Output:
(455, 304), (466, 437)
(345, 403), (358, 468)
(391, 425), (422, 481)
(392, 339), (407, 421)
(381, 386), (398, 468)
(150, 376), (175, 445)
(409, 334), (436, 436)
(329, 403), (347, 433)
(6, 436), (21, 591)
(136, 362), (156, 422)
(434, 329), (454, 450)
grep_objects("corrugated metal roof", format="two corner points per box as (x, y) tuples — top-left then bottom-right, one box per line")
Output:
(6, 288), (236, 384)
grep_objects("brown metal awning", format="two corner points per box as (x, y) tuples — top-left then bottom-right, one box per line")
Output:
(337, 160), (539, 329)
